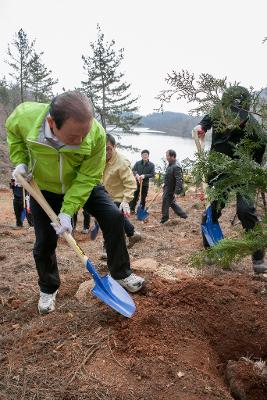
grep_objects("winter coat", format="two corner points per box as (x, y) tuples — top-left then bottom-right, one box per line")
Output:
(132, 160), (155, 187)
(103, 150), (136, 203)
(6, 102), (106, 216)
(199, 114), (265, 164)
(163, 160), (183, 195)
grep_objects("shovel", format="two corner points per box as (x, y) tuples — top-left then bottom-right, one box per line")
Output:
(192, 129), (224, 247)
(89, 219), (100, 240)
(136, 179), (147, 221)
(136, 189), (161, 222)
(20, 187), (27, 223)
(14, 173), (136, 318)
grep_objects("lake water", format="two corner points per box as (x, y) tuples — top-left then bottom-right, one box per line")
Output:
(116, 128), (210, 169)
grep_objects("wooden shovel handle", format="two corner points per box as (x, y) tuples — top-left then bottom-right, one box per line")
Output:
(192, 129), (208, 201)
(146, 190), (161, 210)
(139, 176), (143, 193)
(14, 173), (87, 265)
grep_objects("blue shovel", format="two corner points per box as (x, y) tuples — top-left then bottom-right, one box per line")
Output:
(136, 189), (161, 222)
(201, 205), (224, 247)
(89, 220), (100, 240)
(192, 130), (224, 247)
(136, 179), (149, 221)
(14, 173), (136, 318)
(20, 187), (27, 223)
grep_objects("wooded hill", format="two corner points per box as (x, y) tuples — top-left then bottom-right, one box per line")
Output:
(140, 111), (200, 137)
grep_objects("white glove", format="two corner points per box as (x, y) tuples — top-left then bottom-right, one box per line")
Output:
(12, 164), (32, 185)
(119, 201), (130, 217)
(51, 213), (73, 235)
(192, 125), (206, 138)
(140, 174), (145, 180)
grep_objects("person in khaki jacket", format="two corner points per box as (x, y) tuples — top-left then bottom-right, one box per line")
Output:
(103, 133), (142, 254)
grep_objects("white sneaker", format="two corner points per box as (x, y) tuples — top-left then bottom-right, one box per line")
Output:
(116, 273), (145, 293)
(38, 291), (57, 315)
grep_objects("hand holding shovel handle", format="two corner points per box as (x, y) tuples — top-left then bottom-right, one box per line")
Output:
(15, 174), (87, 265)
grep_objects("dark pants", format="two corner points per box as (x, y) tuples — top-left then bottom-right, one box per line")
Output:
(130, 183), (149, 211)
(30, 185), (132, 294)
(13, 195), (34, 227)
(161, 190), (187, 222)
(202, 193), (264, 262)
(72, 209), (91, 230)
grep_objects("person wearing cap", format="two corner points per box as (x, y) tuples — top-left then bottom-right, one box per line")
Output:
(193, 85), (266, 274)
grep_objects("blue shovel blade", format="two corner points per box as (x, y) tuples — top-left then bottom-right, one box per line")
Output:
(201, 206), (224, 247)
(90, 222), (99, 240)
(136, 205), (149, 221)
(86, 260), (136, 318)
(20, 208), (26, 223)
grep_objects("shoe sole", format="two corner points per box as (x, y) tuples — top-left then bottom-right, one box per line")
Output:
(38, 306), (55, 315)
(117, 279), (145, 293)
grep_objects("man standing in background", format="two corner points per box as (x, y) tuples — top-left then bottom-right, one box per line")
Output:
(161, 149), (188, 224)
(130, 150), (155, 214)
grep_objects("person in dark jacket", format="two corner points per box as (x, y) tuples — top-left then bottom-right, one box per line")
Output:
(160, 149), (188, 224)
(10, 178), (34, 228)
(193, 85), (266, 274)
(130, 150), (155, 213)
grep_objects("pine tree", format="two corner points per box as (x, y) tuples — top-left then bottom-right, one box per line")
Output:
(0, 77), (10, 115)
(81, 24), (140, 132)
(5, 28), (35, 103)
(28, 51), (58, 102)
(158, 69), (267, 267)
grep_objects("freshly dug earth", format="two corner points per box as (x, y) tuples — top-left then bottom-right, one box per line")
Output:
(1, 187), (267, 400)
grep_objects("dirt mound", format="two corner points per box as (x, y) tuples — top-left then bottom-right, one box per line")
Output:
(1, 274), (267, 399)
(226, 358), (267, 400)
(1, 190), (267, 399)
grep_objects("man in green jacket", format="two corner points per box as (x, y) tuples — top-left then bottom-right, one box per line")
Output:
(6, 91), (145, 315)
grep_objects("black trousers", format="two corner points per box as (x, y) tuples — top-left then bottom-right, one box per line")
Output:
(202, 193), (264, 262)
(72, 209), (91, 230)
(30, 185), (132, 294)
(161, 190), (187, 221)
(130, 183), (149, 210)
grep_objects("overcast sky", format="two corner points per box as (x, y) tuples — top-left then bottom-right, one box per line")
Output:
(0, 0), (266, 115)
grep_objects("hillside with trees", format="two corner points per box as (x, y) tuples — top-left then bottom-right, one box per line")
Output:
(140, 111), (200, 137)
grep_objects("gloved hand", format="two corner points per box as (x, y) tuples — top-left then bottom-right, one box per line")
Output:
(51, 213), (73, 235)
(12, 164), (32, 184)
(192, 125), (206, 138)
(119, 201), (130, 217)
(139, 174), (145, 180)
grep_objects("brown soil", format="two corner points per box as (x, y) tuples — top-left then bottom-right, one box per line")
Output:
(1, 186), (267, 400)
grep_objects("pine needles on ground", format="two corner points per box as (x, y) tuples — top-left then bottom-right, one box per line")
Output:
(191, 220), (267, 269)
